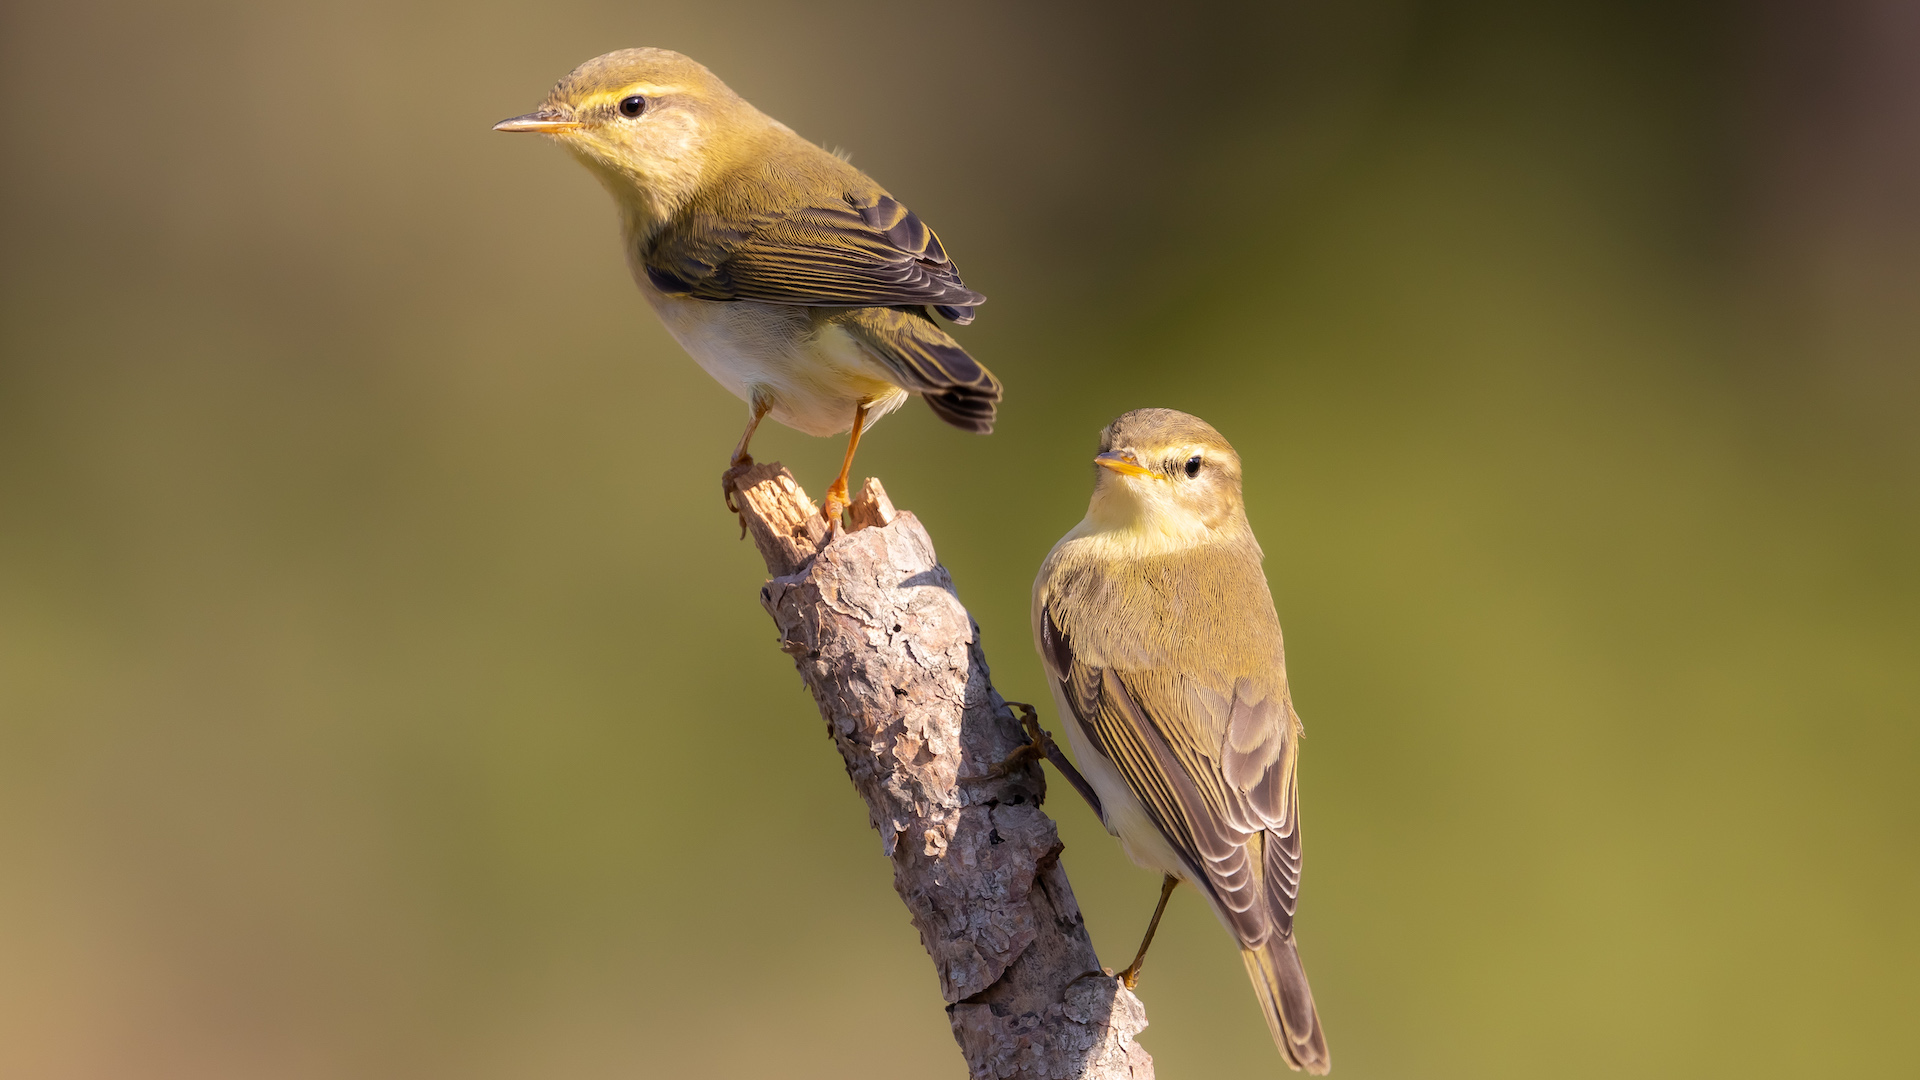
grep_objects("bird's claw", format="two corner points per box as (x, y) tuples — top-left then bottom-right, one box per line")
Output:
(986, 702), (1056, 778)
(986, 740), (1045, 779)
(994, 702), (1106, 819)
(1010, 701), (1058, 756)
(722, 456), (755, 538)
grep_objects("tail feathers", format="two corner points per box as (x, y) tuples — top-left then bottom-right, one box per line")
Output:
(1242, 935), (1330, 1074)
(842, 307), (1001, 434)
(923, 385), (997, 433)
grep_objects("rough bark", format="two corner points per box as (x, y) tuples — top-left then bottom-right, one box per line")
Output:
(734, 464), (1153, 1080)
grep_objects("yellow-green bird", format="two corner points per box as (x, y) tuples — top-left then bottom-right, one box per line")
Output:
(1032, 409), (1331, 1073)
(494, 48), (1000, 521)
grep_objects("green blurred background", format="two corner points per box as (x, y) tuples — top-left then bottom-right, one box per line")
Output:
(3, 1), (1916, 1076)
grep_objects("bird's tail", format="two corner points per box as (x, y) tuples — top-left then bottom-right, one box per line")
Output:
(1241, 934), (1330, 1074)
(843, 308), (1001, 434)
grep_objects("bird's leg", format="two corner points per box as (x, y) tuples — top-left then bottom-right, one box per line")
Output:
(722, 396), (773, 519)
(992, 702), (1105, 820)
(819, 401), (869, 528)
(1118, 875), (1180, 989)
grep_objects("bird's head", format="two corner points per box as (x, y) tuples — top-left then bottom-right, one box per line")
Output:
(1084, 409), (1249, 549)
(494, 48), (771, 227)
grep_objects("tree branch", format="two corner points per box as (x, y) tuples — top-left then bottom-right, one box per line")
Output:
(735, 463), (1154, 1079)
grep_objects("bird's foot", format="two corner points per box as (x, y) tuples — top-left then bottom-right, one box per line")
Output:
(986, 702), (1055, 778)
(987, 740), (1046, 778)
(990, 702), (1106, 819)
(722, 455), (755, 512)
(819, 479), (850, 533)
(1119, 963), (1144, 991)
(722, 456), (756, 538)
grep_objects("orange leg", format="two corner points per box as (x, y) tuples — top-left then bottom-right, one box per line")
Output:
(820, 401), (870, 527)
(1119, 874), (1180, 989)
(722, 397), (772, 514)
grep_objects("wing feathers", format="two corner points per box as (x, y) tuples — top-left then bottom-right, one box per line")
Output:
(1223, 680), (1287, 791)
(1042, 602), (1300, 947)
(1265, 779), (1302, 934)
(646, 191), (983, 316)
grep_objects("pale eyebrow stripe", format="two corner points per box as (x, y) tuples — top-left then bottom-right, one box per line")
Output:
(594, 83), (687, 100)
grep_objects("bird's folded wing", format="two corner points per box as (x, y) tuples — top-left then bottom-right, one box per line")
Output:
(643, 192), (984, 321)
(1041, 606), (1301, 944)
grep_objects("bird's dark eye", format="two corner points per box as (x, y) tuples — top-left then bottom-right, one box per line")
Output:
(618, 95), (647, 118)
(1184, 456), (1203, 478)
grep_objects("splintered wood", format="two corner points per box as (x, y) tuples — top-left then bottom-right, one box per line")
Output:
(738, 465), (1153, 1080)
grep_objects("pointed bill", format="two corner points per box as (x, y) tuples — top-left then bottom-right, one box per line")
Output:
(1095, 450), (1155, 479)
(493, 108), (582, 133)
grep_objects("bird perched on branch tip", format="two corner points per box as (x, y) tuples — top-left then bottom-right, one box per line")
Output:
(495, 47), (1000, 525)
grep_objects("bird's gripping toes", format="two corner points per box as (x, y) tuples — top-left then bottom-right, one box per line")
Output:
(495, 48), (1001, 528)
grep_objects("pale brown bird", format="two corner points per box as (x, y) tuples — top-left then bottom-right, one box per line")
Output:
(1032, 408), (1331, 1073)
(494, 48), (999, 523)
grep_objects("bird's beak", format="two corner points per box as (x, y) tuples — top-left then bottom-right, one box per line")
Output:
(1094, 450), (1156, 479)
(493, 107), (584, 134)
